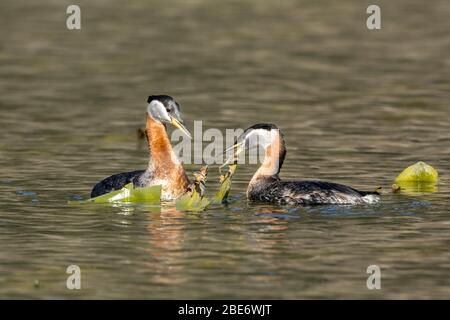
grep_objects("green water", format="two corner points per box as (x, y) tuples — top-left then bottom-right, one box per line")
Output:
(1, 0), (450, 298)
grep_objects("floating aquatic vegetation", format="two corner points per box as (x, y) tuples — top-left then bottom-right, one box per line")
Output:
(127, 184), (162, 203)
(71, 164), (238, 210)
(212, 164), (238, 204)
(69, 183), (161, 205)
(394, 161), (438, 193)
(176, 164), (238, 211)
(176, 166), (210, 211)
(395, 161), (438, 183)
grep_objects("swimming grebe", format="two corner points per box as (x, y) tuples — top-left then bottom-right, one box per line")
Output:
(224, 124), (380, 205)
(91, 95), (191, 200)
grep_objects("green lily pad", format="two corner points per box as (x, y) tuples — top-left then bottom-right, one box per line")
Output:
(395, 161), (438, 183)
(128, 184), (162, 203)
(69, 183), (161, 205)
(176, 166), (210, 211)
(211, 164), (238, 204)
(394, 161), (438, 194)
(176, 189), (210, 212)
(74, 163), (238, 210)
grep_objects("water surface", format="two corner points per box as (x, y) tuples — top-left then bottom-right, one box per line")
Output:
(1, 0), (450, 298)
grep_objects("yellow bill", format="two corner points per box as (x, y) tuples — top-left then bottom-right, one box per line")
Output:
(170, 117), (192, 139)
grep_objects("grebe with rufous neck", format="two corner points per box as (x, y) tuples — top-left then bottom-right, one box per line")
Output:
(91, 95), (191, 201)
(223, 123), (380, 205)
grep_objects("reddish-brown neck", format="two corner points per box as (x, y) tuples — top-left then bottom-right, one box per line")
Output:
(145, 115), (189, 196)
(145, 115), (179, 172)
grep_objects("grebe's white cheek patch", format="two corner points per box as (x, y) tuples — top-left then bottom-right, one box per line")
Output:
(147, 100), (171, 122)
(246, 129), (273, 149)
(244, 129), (280, 165)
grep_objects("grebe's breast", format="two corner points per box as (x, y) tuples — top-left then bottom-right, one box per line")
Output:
(134, 168), (189, 201)
(247, 178), (380, 206)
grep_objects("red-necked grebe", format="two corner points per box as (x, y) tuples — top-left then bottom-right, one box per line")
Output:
(91, 95), (191, 200)
(224, 123), (380, 205)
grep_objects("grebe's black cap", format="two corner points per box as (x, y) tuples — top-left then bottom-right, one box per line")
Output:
(237, 123), (281, 143)
(147, 95), (178, 106)
(243, 123), (279, 133)
(147, 94), (182, 115)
